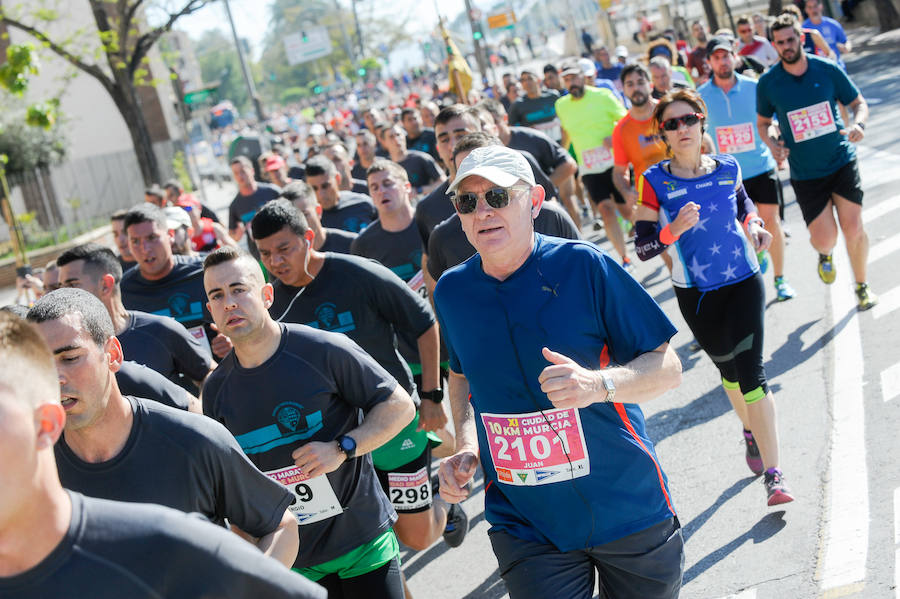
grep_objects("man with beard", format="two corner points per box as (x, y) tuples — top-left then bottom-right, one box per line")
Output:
(700, 36), (797, 302)
(757, 14), (877, 310)
(555, 58), (633, 269)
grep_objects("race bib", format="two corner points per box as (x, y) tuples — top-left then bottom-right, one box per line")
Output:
(582, 146), (614, 173)
(481, 408), (590, 486)
(187, 325), (212, 356)
(715, 123), (755, 154)
(407, 269), (425, 297)
(265, 465), (342, 525)
(787, 101), (837, 142)
(533, 119), (562, 142)
(387, 466), (432, 512)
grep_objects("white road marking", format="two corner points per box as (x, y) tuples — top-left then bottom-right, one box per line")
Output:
(869, 231), (900, 264)
(716, 589), (757, 599)
(819, 235), (870, 592)
(895, 487), (900, 599)
(882, 362), (900, 403)
(862, 199), (900, 224)
(872, 284), (900, 321)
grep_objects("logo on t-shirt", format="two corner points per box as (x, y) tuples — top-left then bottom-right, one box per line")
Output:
(343, 217), (367, 233)
(156, 292), (202, 324)
(306, 303), (356, 334)
(236, 402), (324, 455)
(638, 133), (661, 147)
(662, 180), (678, 193)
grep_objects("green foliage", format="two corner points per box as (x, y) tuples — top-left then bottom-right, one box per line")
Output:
(194, 29), (251, 111)
(279, 86), (307, 104)
(25, 99), (60, 129)
(0, 43), (39, 95)
(172, 151), (193, 192)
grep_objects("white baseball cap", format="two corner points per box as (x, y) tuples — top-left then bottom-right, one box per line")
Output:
(615, 45), (629, 58)
(164, 206), (192, 231)
(448, 146), (535, 194)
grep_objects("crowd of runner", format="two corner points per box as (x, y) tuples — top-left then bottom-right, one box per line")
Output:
(1, 3), (880, 597)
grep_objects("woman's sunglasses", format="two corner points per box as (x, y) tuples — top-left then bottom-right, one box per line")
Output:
(660, 112), (705, 131)
(451, 186), (527, 214)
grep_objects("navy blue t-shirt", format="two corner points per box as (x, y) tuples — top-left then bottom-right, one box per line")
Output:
(321, 191), (377, 233)
(434, 234), (677, 551)
(406, 128), (440, 162)
(320, 227), (357, 254)
(398, 150), (443, 190)
(117, 310), (211, 384)
(120, 255), (209, 331)
(414, 180), (454, 250)
(116, 360), (191, 410)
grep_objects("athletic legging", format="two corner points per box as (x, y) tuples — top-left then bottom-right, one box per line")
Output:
(674, 273), (769, 403)
(316, 558), (404, 599)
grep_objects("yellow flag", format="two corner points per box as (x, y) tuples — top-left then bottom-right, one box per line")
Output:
(440, 21), (473, 102)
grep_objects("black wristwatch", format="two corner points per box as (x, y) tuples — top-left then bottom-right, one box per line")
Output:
(336, 435), (357, 460)
(420, 388), (444, 403)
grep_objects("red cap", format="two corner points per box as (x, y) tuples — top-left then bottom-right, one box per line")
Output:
(264, 154), (287, 172)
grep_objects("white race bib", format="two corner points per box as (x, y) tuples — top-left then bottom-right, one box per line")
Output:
(582, 146), (614, 174)
(533, 119), (562, 143)
(187, 325), (212, 356)
(266, 465), (342, 525)
(481, 408), (591, 486)
(787, 101), (837, 142)
(387, 466), (432, 511)
(715, 123), (756, 154)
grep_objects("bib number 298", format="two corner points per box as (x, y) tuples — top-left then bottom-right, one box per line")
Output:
(387, 467), (432, 511)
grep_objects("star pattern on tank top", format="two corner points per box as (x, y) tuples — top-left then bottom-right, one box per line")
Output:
(694, 216), (710, 232)
(732, 245), (743, 259)
(710, 242), (721, 256)
(708, 202), (718, 212)
(689, 256), (711, 282)
(721, 263), (738, 281)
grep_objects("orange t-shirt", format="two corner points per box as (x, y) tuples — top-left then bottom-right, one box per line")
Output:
(612, 112), (668, 182)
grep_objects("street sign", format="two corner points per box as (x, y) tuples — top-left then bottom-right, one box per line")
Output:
(283, 27), (332, 65)
(487, 11), (516, 29)
(184, 88), (213, 105)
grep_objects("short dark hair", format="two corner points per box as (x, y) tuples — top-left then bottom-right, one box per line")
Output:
(434, 104), (481, 130)
(203, 245), (245, 271)
(123, 203), (167, 233)
(163, 179), (183, 193)
(452, 132), (502, 163)
(400, 107), (418, 120)
(366, 158), (409, 183)
(543, 64), (558, 74)
(736, 15), (751, 27)
(56, 243), (123, 284)
(304, 155), (337, 179)
(476, 98), (506, 120)
(771, 13), (801, 34)
(278, 181), (316, 205)
(27, 288), (115, 348)
(250, 199), (309, 241)
(230, 155), (253, 169)
(110, 209), (128, 222)
(621, 62), (651, 84)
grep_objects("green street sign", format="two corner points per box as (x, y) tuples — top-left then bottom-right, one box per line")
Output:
(184, 89), (213, 105)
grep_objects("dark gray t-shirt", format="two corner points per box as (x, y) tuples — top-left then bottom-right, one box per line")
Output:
(0, 492), (326, 599)
(508, 90), (561, 128)
(116, 360), (191, 410)
(269, 254), (434, 396)
(320, 227), (357, 254)
(427, 199), (581, 281)
(508, 126), (570, 177)
(414, 180), (454, 250)
(202, 323), (399, 568)
(120, 255), (209, 331)
(56, 396), (291, 535)
(406, 128), (440, 161)
(117, 310), (211, 384)
(229, 183), (281, 257)
(398, 150), (443, 190)
(321, 191), (377, 233)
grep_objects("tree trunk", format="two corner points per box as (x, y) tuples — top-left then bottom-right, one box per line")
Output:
(109, 82), (160, 186)
(875, 0), (900, 30)
(701, 0), (720, 32)
(768, 0), (784, 16)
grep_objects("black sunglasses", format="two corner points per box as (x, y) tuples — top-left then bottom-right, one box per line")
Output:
(451, 186), (525, 214)
(660, 113), (705, 131)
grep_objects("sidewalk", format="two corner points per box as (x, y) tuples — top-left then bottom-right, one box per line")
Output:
(847, 23), (900, 50)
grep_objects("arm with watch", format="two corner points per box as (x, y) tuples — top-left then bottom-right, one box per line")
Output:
(416, 323), (448, 432)
(292, 387), (416, 478)
(537, 343), (682, 408)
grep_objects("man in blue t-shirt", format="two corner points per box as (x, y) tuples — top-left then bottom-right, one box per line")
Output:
(757, 14), (878, 311)
(803, 0), (851, 69)
(434, 146), (684, 599)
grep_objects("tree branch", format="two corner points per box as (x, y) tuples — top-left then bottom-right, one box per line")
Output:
(120, 0), (146, 54)
(0, 15), (114, 95)
(128, 0), (209, 76)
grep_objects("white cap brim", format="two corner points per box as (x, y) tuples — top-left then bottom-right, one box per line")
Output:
(448, 166), (523, 194)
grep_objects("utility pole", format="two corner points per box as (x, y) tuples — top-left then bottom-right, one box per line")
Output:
(222, 0), (264, 123)
(351, 0), (365, 58)
(332, 0), (359, 78)
(463, 0), (489, 84)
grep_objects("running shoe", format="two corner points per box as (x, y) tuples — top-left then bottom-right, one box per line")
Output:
(757, 250), (769, 274)
(743, 430), (764, 475)
(774, 276), (796, 302)
(817, 253), (836, 284)
(764, 468), (795, 506)
(621, 257), (635, 272)
(855, 283), (879, 311)
(592, 218), (603, 231)
(443, 503), (469, 548)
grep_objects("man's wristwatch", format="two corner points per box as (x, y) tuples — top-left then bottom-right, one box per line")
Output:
(855, 122), (866, 131)
(336, 435), (357, 461)
(598, 372), (616, 403)
(420, 388), (444, 403)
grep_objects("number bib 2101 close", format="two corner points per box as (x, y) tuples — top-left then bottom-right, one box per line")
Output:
(265, 465), (342, 525)
(481, 407), (591, 486)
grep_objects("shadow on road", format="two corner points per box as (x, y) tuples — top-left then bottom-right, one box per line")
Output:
(461, 570), (507, 599)
(645, 384), (733, 443)
(683, 510), (788, 584)
(682, 477), (758, 543)
(766, 306), (855, 379)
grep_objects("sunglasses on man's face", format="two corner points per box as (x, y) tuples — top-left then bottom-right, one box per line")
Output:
(660, 112), (705, 131)
(451, 186), (526, 214)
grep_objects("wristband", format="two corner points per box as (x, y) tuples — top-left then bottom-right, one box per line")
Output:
(659, 224), (679, 245)
(855, 122), (866, 131)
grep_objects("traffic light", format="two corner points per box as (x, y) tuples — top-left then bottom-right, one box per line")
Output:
(357, 67), (366, 77)
(472, 22), (484, 41)
(313, 84), (323, 94)
(302, 31), (308, 43)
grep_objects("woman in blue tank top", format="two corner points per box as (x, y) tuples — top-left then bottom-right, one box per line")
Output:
(633, 88), (795, 507)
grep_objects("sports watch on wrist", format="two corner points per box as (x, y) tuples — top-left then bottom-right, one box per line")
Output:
(599, 372), (616, 403)
(420, 388), (444, 403)
(336, 435), (357, 461)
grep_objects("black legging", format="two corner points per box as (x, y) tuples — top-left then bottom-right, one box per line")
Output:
(674, 273), (769, 402)
(316, 558), (404, 599)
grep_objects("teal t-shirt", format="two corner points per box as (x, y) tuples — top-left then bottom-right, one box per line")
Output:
(756, 55), (859, 180)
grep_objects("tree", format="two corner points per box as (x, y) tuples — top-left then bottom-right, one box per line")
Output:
(874, 0), (900, 30)
(0, 0), (213, 185)
(190, 28), (257, 112)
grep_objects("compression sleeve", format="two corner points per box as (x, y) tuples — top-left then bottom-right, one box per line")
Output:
(635, 220), (671, 261)
(735, 184), (759, 226)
